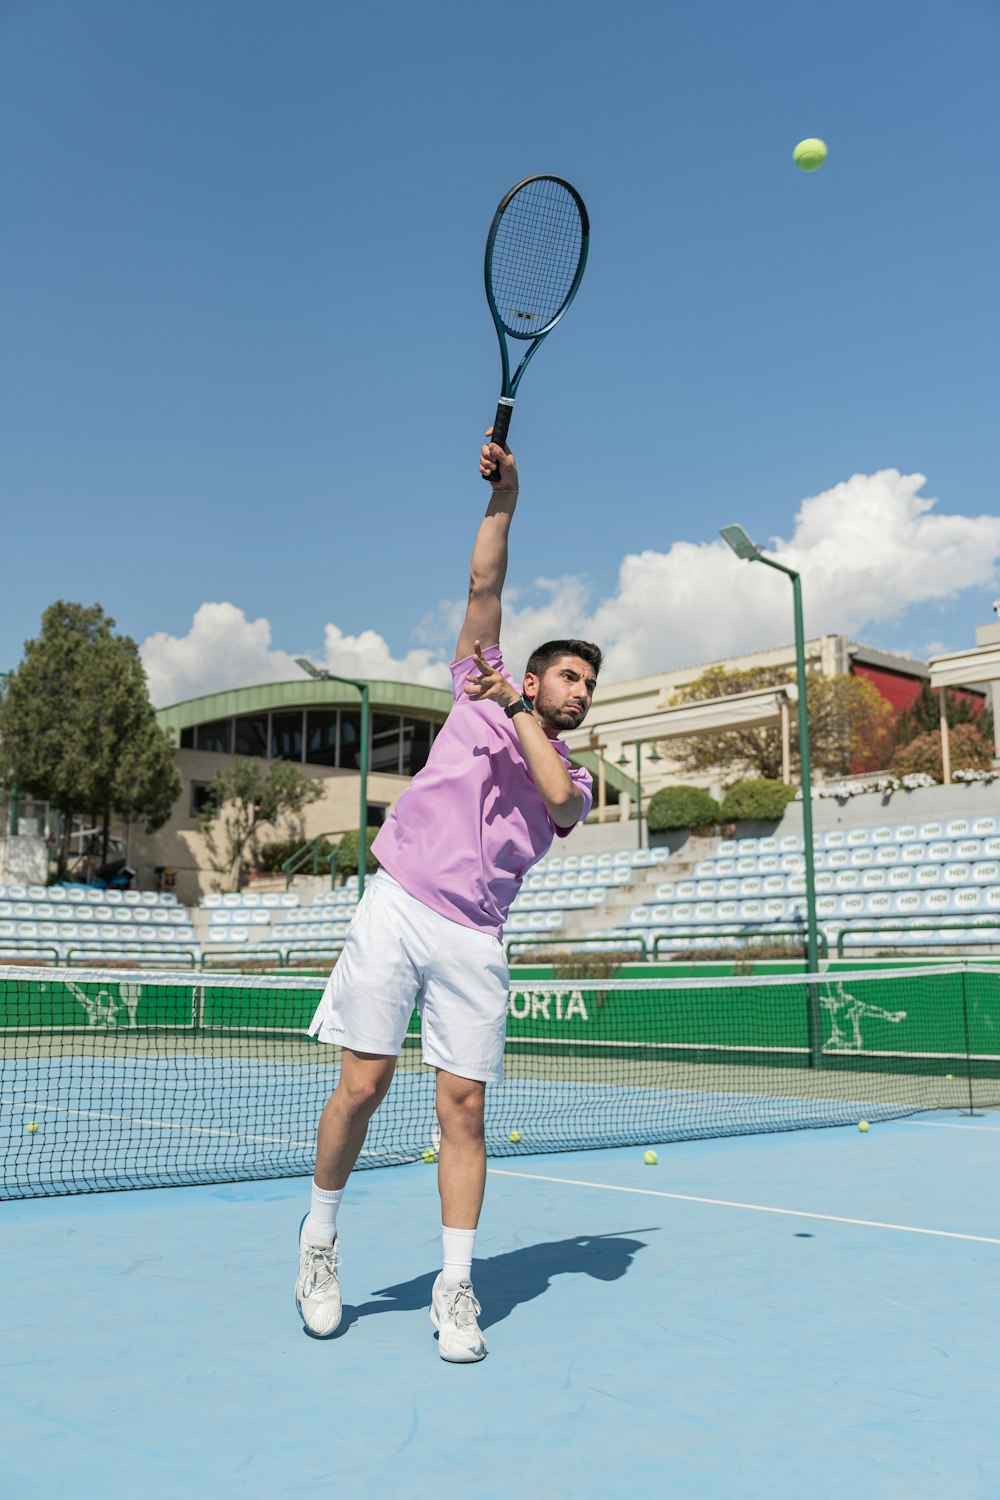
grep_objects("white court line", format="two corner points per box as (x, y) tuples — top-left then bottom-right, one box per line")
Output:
(486, 1168), (1000, 1246)
(908, 1119), (1000, 1133)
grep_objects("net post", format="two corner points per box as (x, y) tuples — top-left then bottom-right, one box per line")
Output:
(959, 961), (982, 1118)
(806, 973), (824, 1069)
(191, 978), (206, 1034)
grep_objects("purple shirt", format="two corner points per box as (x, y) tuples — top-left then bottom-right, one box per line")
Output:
(372, 645), (593, 936)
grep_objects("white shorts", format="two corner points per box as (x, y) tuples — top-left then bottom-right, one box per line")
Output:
(307, 871), (509, 1084)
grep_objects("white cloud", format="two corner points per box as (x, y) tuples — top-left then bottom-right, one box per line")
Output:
(141, 471), (1000, 704)
(141, 602), (450, 707)
(498, 468), (1000, 681)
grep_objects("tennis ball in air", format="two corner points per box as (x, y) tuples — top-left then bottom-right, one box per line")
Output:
(643, 1150), (658, 1165)
(421, 1147), (436, 1163)
(793, 138), (828, 172)
(509, 1130), (522, 1144)
(945, 1073), (954, 1080)
(858, 1120), (869, 1133)
(27, 1121), (39, 1134)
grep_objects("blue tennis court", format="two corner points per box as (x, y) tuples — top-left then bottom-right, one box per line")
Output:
(3, 1114), (1000, 1499)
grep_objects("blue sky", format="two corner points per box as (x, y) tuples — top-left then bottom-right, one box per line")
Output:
(2, 0), (998, 702)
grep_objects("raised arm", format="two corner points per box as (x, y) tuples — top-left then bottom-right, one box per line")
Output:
(454, 435), (520, 662)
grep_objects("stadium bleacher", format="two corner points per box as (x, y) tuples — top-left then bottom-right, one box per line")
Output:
(3, 815), (995, 967)
(601, 815), (1000, 951)
(0, 884), (199, 961)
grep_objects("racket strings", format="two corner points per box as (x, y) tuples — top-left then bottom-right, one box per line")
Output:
(489, 179), (584, 339)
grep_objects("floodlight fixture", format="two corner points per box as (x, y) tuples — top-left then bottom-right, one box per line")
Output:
(720, 524), (762, 562)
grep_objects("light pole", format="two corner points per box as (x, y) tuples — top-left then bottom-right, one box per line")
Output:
(720, 525), (821, 993)
(617, 740), (662, 850)
(296, 660), (370, 897)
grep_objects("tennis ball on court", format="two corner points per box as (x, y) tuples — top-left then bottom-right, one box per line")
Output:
(643, 1150), (658, 1165)
(27, 1121), (39, 1134)
(793, 137), (828, 172)
(509, 1130), (522, 1144)
(858, 1120), (869, 1133)
(421, 1147), (436, 1163)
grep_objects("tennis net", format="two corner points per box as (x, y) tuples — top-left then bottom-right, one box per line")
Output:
(2, 962), (999, 1199)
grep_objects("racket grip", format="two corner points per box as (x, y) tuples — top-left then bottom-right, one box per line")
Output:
(483, 398), (514, 482)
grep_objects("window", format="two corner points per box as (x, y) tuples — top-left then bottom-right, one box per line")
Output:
(370, 714), (402, 774)
(401, 719), (433, 776)
(339, 711), (361, 769)
(366, 804), (386, 827)
(195, 719), (233, 754)
(180, 727), (195, 749)
(234, 714), (269, 758)
(305, 710), (339, 767)
(190, 782), (219, 818)
(270, 711), (304, 762)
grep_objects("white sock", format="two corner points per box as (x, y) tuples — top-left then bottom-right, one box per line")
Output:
(441, 1225), (477, 1287)
(302, 1183), (343, 1246)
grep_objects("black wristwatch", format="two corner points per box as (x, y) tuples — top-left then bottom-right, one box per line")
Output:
(504, 692), (535, 719)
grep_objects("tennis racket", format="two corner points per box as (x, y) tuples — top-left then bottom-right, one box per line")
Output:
(483, 174), (589, 480)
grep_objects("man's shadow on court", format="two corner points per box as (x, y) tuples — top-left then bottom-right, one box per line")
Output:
(326, 1229), (656, 1338)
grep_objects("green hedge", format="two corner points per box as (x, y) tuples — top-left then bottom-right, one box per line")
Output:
(646, 785), (721, 833)
(720, 779), (797, 823)
(335, 826), (381, 877)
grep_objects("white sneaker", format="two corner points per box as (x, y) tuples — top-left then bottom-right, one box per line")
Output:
(295, 1216), (342, 1338)
(429, 1274), (487, 1363)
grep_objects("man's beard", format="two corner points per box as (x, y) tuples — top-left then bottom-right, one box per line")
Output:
(535, 689), (586, 731)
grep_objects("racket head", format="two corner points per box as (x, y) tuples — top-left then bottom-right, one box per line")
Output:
(484, 175), (589, 352)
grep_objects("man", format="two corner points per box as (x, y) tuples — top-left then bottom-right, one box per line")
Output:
(296, 434), (601, 1360)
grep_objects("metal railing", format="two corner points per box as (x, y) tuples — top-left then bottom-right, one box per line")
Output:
(653, 927), (828, 960)
(280, 833), (339, 888)
(65, 944), (199, 969)
(836, 920), (1000, 958)
(505, 933), (649, 961)
(0, 944), (60, 966)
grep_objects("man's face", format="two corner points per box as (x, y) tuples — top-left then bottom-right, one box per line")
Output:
(524, 655), (597, 732)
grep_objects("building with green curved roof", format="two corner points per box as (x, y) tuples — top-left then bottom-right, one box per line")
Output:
(140, 676), (453, 902)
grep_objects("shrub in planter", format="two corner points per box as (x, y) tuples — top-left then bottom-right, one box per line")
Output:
(334, 826), (381, 878)
(646, 785), (721, 833)
(720, 779), (797, 823)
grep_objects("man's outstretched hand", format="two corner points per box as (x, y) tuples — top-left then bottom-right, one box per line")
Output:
(479, 429), (519, 492)
(464, 641), (519, 708)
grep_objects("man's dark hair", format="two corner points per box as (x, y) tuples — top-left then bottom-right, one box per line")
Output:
(525, 639), (603, 680)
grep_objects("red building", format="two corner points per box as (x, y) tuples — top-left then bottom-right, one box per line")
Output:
(849, 643), (986, 717)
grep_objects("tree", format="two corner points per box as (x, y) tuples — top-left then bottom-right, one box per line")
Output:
(198, 758), (325, 891)
(890, 724), (995, 782)
(0, 601), (181, 876)
(893, 682), (994, 750)
(665, 665), (894, 782)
